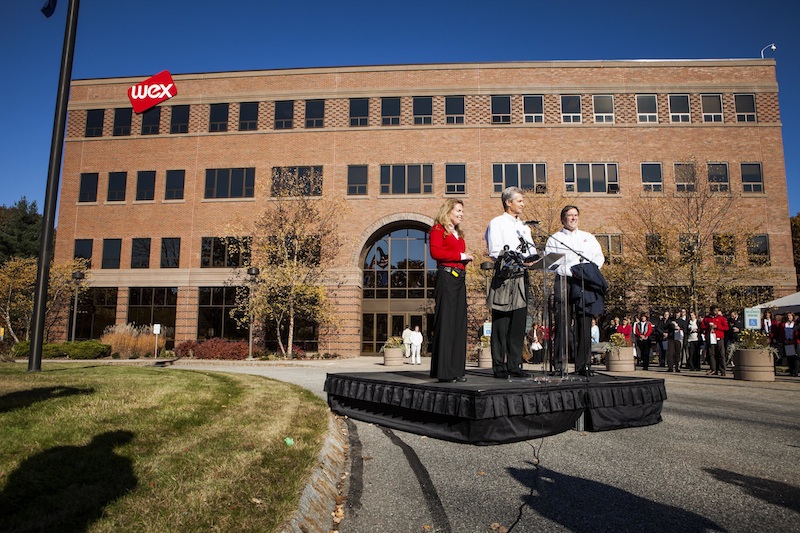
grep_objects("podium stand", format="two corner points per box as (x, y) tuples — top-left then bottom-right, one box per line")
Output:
(527, 253), (564, 377)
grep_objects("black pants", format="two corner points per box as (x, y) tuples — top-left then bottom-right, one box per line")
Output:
(491, 306), (527, 375)
(430, 268), (467, 380)
(688, 340), (701, 370)
(553, 301), (592, 372)
(636, 339), (651, 368)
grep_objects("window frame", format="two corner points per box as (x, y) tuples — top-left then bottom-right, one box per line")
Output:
(349, 98), (369, 127)
(492, 163), (547, 194)
(131, 237), (151, 269)
(78, 173), (98, 203)
(381, 97), (401, 126)
(641, 162), (663, 192)
(734, 94), (757, 122)
(85, 109), (104, 137)
(73, 239), (93, 266)
(271, 166), (323, 197)
(135, 170), (156, 201)
(305, 99), (325, 128)
(140, 106), (160, 135)
(701, 94), (723, 123)
(106, 171), (127, 202)
(708, 162), (730, 193)
(347, 165), (368, 196)
(674, 162), (697, 192)
(274, 100), (294, 129)
(747, 235), (770, 266)
(741, 162), (764, 193)
(204, 168), (256, 199)
(564, 162), (619, 194)
(445, 164), (466, 194)
(523, 95), (544, 123)
(593, 95), (614, 123)
(238, 102), (259, 131)
(165, 170), (185, 200)
(208, 103), (229, 132)
(713, 234), (736, 265)
(636, 94), (658, 123)
(491, 95), (511, 124)
(445, 96), (465, 124)
(560, 95), (582, 123)
(160, 237), (181, 268)
(101, 238), (122, 269)
(413, 97), (433, 125)
(170, 105), (190, 134)
(669, 94), (691, 123)
(112, 108), (132, 136)
(595, 234), (623, 264)
(379, 164), (433, 195)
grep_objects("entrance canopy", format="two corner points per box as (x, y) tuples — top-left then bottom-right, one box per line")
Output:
(755, 291), (800, 314)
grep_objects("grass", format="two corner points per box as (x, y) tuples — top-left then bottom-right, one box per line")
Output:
(0, 362), (330, 533)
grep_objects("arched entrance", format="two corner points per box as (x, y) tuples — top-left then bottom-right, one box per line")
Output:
(360, 222), (436, 354)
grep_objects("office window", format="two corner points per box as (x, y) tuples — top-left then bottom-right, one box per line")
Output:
(274, 100), (293, 129)
(170, 105), (189, 133)
(113, 108), (132, 136)
(161, 238), (181, 268)
(713, 234), (735, 265)
(101, 239), (122, 269)
(747, 235), (770, 266)
(204, 168), (255, 199)
(107, 172), (127, 202)
(596, 234), (623, 264)
(708, 163), (729, 192)
(347, 165), (368, 196)
(523, 95), (544, 123)
(78, 173), (98, 203)
(491, 95), (511, 124)
(564, 163), (619, 193)
(131, 238), (151, 268)
(350, 98), (369, 126)
(636, 95), (658, 123)
(413, 97), (432, 125)
(197, 286), (247, 340)
(701, 94), (723, 122)
(200, 236), (250, 268)
(165, 170), (185, 200)
(445, 96), (464, 124)
(492, 163), (547, 194)
(208, 103), (229, 132)
(445, 164), (466, 194)
(128, 287), (178, 332)
(669, 94), (691, 122)
(641, 163), (663, 192)
(141, 107), (160, 135)
(271, 166), (323, 196)
(561, 95), (581, 123)
(674, 162), (697, 192)
(136, 171), (155, 201)
(239, 102), (258, 131)
(741, 163), (763, 193)
(646, 234), (666, 264)
(305, 99), (324, 128)
(381, 97), (400, 125)
(74, 239), (93, 266)
(85, 109), (104, 137)
(380, 164), (433, 195)
(593, 95), (614, 123)
(735, 94), (756, 122)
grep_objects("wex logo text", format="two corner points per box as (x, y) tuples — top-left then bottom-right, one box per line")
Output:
(128, 70), (177, 114)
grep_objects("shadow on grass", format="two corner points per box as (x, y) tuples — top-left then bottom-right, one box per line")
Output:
(0, 430), (138, 532)
(508, 464), (725, 532)
(0, 386), (95, 414)
(704, 467), (800, 513)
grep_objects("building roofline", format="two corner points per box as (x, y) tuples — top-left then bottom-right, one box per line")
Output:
(71, 58), (776, 85)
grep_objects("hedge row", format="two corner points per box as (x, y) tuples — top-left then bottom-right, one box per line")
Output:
(11, 340), (112, 359)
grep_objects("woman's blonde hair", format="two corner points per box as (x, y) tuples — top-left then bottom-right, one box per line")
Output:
(434, 199), (465, 239)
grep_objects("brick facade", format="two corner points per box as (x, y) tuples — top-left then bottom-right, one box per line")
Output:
(57, 60), (795, 357)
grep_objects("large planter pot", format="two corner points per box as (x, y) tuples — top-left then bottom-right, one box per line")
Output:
(383, 347), (404, 366)
(606, 346), (636, 372)
(733, 348), (775, 382)
(478, 347), (492, 369)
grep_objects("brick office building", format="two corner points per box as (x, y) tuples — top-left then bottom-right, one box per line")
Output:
(55, 59), (796, 356)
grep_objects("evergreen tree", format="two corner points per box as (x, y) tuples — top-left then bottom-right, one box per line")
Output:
(0, 197), (42, 263)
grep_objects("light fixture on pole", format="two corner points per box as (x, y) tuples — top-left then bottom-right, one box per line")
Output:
(246, 267), (260, 359)
(70, 271), (84, 342)
(760, 43), (777, 59)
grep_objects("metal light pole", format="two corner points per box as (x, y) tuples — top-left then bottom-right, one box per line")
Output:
(70, 271), (84, 342)
(247, 267), (260, 359)
(760, 43), (777, 59)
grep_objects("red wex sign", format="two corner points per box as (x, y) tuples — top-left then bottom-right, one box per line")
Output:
(128, 70), (177, 114)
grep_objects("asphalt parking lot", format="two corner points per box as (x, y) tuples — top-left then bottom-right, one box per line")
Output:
(176, 358), (800, 533)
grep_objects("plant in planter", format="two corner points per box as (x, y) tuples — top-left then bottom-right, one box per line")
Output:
(606, 332), (635, 371)
(478, 335), (492, 368)
(729, 329), (776, 382)
(381, 336), (404, 366)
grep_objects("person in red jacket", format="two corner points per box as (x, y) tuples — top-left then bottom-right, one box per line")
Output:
(701, 305), (729, 376)
(634, 314), (654, 369)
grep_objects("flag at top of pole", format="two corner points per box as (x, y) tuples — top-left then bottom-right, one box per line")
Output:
(41, 0), (58, 17)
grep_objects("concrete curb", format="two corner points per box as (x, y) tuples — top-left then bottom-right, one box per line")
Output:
(282, 413), (348, 533)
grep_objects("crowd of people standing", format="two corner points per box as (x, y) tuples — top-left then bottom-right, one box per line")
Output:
(597, 307), (799, 376)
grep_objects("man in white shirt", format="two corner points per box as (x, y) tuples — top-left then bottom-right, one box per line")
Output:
(545, 205), (604, 375)
(401, 325), (412, 359)
(485, 186), (538, 379)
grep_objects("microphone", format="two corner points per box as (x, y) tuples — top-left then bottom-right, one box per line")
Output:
(523, 220), (540, 226)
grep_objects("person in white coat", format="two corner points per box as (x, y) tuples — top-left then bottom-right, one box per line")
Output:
(409, 326), (424, 365)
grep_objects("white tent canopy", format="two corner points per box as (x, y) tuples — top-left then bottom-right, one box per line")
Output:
(755, 291), (800, 314)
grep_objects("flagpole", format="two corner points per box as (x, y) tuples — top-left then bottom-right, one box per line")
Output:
(29, 0), (81, 372)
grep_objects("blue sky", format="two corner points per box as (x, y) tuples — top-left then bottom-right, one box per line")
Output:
(1, 0), (798, 214)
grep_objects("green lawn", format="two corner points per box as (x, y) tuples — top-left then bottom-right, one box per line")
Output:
(0, 362), (330, 532)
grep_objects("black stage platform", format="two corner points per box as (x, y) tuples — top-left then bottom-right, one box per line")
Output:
(325, 368), (666, 445)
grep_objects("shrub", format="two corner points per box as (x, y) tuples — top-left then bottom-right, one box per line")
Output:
(192, 338), (249, 360)
(62, 340), (112, 359)
(100, 323), (166, 359)
(11, 341), (68, 359)
(175, 340), (199, 358)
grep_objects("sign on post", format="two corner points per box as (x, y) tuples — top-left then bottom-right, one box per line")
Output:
(153, 324), (161, 358)
(744, 308), (761, 330)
